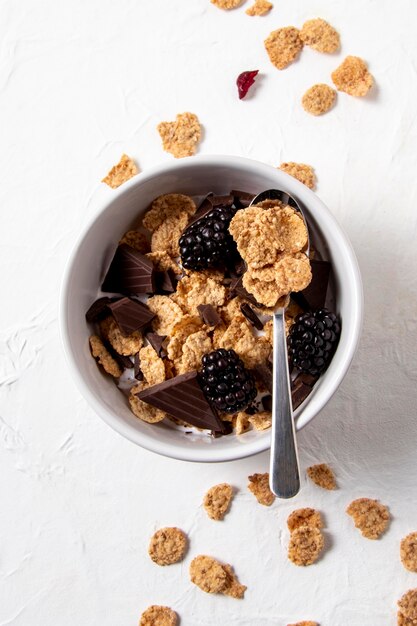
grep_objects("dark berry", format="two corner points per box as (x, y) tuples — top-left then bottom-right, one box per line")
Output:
(287, 308), (341, 377)
(179, 205), (240, 271)
(199, 349), (257, 413)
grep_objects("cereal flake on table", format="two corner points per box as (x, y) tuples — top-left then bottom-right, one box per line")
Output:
(279, 162), (317, 189)
(401, 532), (417, 572)
(189, 555), (246, 598)
(101, 153), (138, 189)
(307, 463), (337, 490)
(302, 84), (336, 116)
(248, 472), (275, 506)
(89, 335), (122, 378)
(287, 622), (319, 626)
(397, 610), (417, 626)
(157, 112), (202, 158)
(287, 508), (323, 532)
(148, 527), (187, 566)
(139, 605), (178, 626)
(211, 0), (244, 9)
(203, 483), (234, 520)
(264, 27), (304, 70)
(331, 56), (374, 97)
(246, 0), (273, 16)
(288, 525), (324, 566)
(398, 589), (417, 621)
(300, 18), (340, 53)
(346, 497), (390, 539)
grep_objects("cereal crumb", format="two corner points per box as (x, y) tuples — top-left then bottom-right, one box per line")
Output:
(248, 410), (272, 431)
(143, 193), (196, 232)
(287, 508), (323, 533)
(302, 84), (336, 116)
(139, 606), (178, 626)
(346, 498), (390, 539)
(288, 525), (324, 566)
(148, 527), (187, 566)
(139, 345), (166, 386)
(398, 589), (417, 621)
(189, 555), (228, 594)
(119, 230), (150, 253)
(279, 162), (317, 189)
(248, 472), (275, 506)
(331, 56), (374, 97)
(203, 483), (234, 521)
(401, 533), (417, 572)
(99, 316), (143, 356)
(211, 0), (244, 8)
(307, 463), (337, 490)
(264, 27), (303, 70)
(101, 154), (138, 189)
(89, 335), (122, 378)
(151, 211), (189, 257)
(246, 0), (273, 16)
(129, 383), (166, 423)
(300, 18), (340, 53)
(157, 112), (201, 158)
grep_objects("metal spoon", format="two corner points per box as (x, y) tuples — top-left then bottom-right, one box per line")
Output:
(249, 189), (310, 499)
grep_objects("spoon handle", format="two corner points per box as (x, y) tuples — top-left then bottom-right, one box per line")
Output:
(269, 309), (300, 499)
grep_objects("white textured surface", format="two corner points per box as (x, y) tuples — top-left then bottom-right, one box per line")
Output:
(1, 1), (417, 624)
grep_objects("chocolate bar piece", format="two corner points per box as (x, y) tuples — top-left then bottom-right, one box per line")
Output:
(231, 189), (255, 208)
(210, 194), (234, 207)
(292, 259), (331, 311)
(197, 304), (222, 328)
(85, 297), (116, 323)
(145, 332), (167, 359)
(108, 297), (155, 336)
(155, 270), (178, 294)
(240, 303), (264, 330)
(134, 352), (143, 381)
(291, 376), (312, 409)
(138, 371), (226, 433)
(102, 244), (155, 295)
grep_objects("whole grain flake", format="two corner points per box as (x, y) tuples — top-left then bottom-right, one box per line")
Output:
(157, 112), (201, 158)
(279, 162), (317, 189)
(331, 56), (374, 97)
(346, 497), (390, 539)
(288, 525), (324, 566)
(89, 335), (122, 378)
(203, 483), (234, 520)
(101, 153), (138, 189)
(148, 527), (188, 566)
(302, 84), (336, 116)
(143, 194), (196, 232)
(264, 27), (304, 70)
(129, 382), (166, 423)
(307, 463), (337, 489)
(189, 555), (246, 598)
(139, 605), (178, 626)
(246, 0), (273, 16)
(287, 508), (323, 533)
(248, 472), (275, 506)
(401, 532), (417, 572)
(300, 18), (340, 53)
(211, 0), (244, 8)
(398, 589), (417, 621)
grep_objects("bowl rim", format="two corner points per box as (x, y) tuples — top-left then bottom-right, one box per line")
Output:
(59, 154), (363, 462)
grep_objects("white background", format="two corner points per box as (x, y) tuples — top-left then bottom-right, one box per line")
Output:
(1, 1), (417, 624)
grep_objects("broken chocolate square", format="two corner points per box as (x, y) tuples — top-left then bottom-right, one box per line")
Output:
(240, 303), (264, 330)
(145, 332), (167, 359)
(155, 270), (178, 294)
(85, 296), (116, 323)
(102, 243), (155, 295)
(108, 297), (155, 336)
(197, 304), (222, 328)
(291, 375), (312, 409)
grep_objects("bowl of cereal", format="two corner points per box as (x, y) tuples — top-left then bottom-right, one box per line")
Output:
(60, 155), (363, 462)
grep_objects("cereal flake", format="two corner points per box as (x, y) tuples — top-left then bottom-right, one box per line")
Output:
(189, 555), (229, 594)
(398, 589), (417, 621)
(401, 533), (417, 572)
(143, 193), (196, 232)
(151, 211), (189, 257)
(300, 18), (340, 53)
(287, 508), (323, 533)
(167, 315), (204, 360)
(246, 0), (273, 16)
(307, 463), (337, 490)
(217, 315), (270, 368)
(287, 622), (318, 626)
(129, 383), (166, 423)
(222, 564), (247, 599)
(211, 0), (244, 9)
(203, 483), (234, 521)
(99, 316), (143, 356)
(302, 84), (336, 116)
(148, 527), (187, 566)
(146, 251), (181, 274)
(139, 606), (178, 626)
(264, 27), (304, 70)
(397, 611), (417, 626)
(234, 411), (251, 435)
(157, 112), (201, 158)
(147, 296), (185, 337)
(249, 410), (272, 430)
(173, 273), (226, 315)
(331, 56), (374, 97)
(101, 154), (138, 189)
(119, 230), (150, 253)
(248, 472), (275, 506)
(89, 335), (122, 378)
(279, 162), (317, 189)
(175, 330), (212, 374)
(346, 498), (390, 539)
(139, 345), (166, 386)
(288, 525), (324, 566)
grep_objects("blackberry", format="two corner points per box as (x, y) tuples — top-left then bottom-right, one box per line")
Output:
(199, 349), (257, 413)
(288, 308), (341, 377)
(179, 205), (239, 271)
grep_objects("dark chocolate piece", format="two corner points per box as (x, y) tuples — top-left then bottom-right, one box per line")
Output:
(85, 297), (115, 323)
(187, 195), (215, 226)
(210, 194), (234, 207)
(296, 371), (319, 387)
(212, 421), (233, 437)
(291, 376), (312, 409)
(262, 394), (272, 412)
(102, 244), (155, 295)
(134, 352), (143, 381)
(291, 259), (331, 311)
(138, 371), (226, 433)
(108, 297), (155, 336)
(252, 363), (272, 393)
(240, 303), (264, 330)
(197, 304), (222, 328)
(231, 189), (255, 208)
(155, 270), (178, 294)
(230, 276), (261, 308)
(145, 332), (167, 359)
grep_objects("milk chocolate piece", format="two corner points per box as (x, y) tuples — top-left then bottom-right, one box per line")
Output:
(134, 352), (143, 381)
(291, 376), (312, 409)
(85, 297), (116, 323)
(102, 244), (155, 295)
(138, 371), (226, 433)
(252, 363), (272, 393)
(262, 394), (272, 412)
(197, 304), (222, 328)
(146, 332), (167, 358)
(292, 259), (330, 311)
(231, 189), (255, 208)
(108, 297), (155, 336)
(240, 303), (264, 330)
(230, 276), (261, 307)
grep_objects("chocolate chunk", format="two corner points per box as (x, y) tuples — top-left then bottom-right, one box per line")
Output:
(262, 394), (272, 412)
(245, 402), (261, 415)
(146, 332), (167, 359)
(252, 363), (272, 393)
(296, 371), (319, 387)
(240, 303), (264, 330)
(138, 371), (226, 433)
(210, 194), (234, 207)
(292, 259), (331, 311)
(232, 259), (246, 276)
(231, 189), (255, 208)
(291, 376), (312, 409)
(155, 270), (178, 294)
(187, 195), (215, 226)
(134, 352), (143, 381)
(102, 244), (155, 295)
(230, 276), (261, 307)
(197, 304), (222, 328)
(85, 297), (116, 323)
(108, 297), (155, 336)
(212, 421), (233, 437)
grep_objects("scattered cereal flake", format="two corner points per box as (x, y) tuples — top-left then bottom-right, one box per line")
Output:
(147, 296), (185, 337)
(248, 472), (275, 506)
(246, 0), (273, 16)
(300, 18), (340, 53)
(148, 527), (187, 566)
(139, 606), (178, 626)
(222, 564), (247, 599)
(307, 463), (337, 490)
(146, 251), (181, 274)
(217, 315), (270, 368)
(99, 316), (143, 356)
(175, 330), (212, 375)
(211, 0), (244, 9)
(89, 335), (122, 378)
(287, 508), (323, 533)
(101, 154), (138, 189)
(143, 193), (196, 232)
(249, 410), (272, 430)
(119, 230), (150, 253)
(331, 56), (374, 97)
(151, 211), (189, 257)
(398, 610), (417, 625)
(173, 273), (226, 315)
(287, 622), (318, 626)
(189, 555), (229, 594)
(129, 383), (166, 423)
(264, 27), (303, 70)
(139, 345), (166, 386)
(157, 112), (201, 158)
(401, 533), (417, 572)
(234, 411), (251, 435)
(398, 589), (417, 621)
(302, 84), (336, 116)
(279, 162), (317, 189)
(203, 483), (234, 521)
(167, 315), (204, 360)
(288, 525), (324, 566)
(346, 498), (390, 539)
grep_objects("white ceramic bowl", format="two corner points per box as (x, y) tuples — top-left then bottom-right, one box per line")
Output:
(60, 155), (363, 462)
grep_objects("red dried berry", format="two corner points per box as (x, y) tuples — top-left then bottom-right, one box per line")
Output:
(236, 70), (259, 99)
